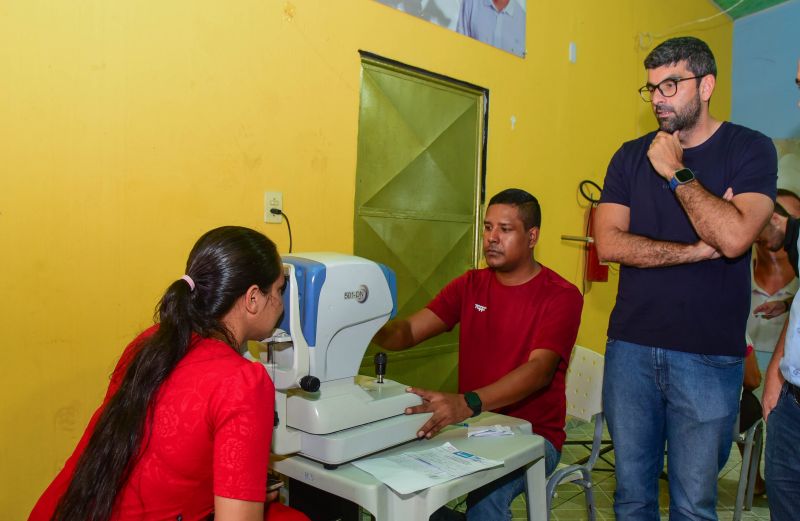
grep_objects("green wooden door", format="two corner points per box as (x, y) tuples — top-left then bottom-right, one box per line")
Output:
(354, 54), (486, 392)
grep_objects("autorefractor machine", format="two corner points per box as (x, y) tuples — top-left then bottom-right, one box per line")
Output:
(247, 253), (430, 467)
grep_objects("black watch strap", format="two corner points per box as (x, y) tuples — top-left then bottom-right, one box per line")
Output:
(464, 391), (482, 418)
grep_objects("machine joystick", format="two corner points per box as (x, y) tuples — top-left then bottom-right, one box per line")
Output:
(299, 375), (320, 393)
(374, 352), (387, 384)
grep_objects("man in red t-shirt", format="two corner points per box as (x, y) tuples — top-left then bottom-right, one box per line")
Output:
(373, 188), (583, 520)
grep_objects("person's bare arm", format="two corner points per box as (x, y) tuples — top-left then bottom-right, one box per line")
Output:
(371, 308), (448, 351)
(674, 186), (773, 257)
(743, 350), (762, 391)
(763, 319), (788, 421)
(405, 349), (561, 438)
(475, 348), (560, 410)
(214, 496), (264, 521)
(594, 202), (720, 267)
(753, 299), (792, 320)
(648, 130), (773, 258)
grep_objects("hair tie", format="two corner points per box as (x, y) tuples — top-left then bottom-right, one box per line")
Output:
(180, 275), (195, 292)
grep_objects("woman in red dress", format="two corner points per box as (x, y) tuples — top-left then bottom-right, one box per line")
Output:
(29, 226), (308, 521)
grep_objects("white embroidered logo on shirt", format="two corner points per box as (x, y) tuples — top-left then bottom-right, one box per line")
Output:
(474, 303), (487, 312)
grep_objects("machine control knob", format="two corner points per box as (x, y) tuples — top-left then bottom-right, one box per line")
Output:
(299, 375), (320, 393)
(374, 352), (387, 384)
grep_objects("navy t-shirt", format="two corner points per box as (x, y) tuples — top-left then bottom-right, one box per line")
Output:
(600, 122), (777, 356)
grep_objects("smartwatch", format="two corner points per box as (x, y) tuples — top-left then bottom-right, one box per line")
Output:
(464, 391), (482, 418)
(669, 167), (696, 192)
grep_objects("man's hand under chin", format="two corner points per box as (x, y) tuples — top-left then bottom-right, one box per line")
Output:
(647, 130), (684, 179)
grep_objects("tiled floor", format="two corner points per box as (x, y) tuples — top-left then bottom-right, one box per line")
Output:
(511, 420), (771, 520)
(433, 418), (770, 520)
(360, 419), (771, 520)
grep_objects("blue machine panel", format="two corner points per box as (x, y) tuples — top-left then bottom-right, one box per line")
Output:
(377, 262), (398, 319)
(279, 256), (326, 347)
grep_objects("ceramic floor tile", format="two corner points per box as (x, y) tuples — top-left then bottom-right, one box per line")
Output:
(512, 418), (773, 521)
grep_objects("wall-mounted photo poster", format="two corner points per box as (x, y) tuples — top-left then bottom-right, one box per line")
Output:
(376, 0), (526, 58)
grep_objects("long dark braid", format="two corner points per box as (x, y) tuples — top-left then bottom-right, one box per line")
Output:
(52, 226), (281, 521)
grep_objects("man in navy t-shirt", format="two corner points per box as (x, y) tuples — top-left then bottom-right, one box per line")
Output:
(594, 37), (777, 520)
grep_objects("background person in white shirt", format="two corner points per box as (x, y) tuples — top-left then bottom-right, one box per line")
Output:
(748, 189), (800, 370)
(456, 0), (526, 56)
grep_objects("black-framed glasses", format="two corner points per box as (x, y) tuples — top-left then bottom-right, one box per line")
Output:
(639, 76), (702, 102)
(795, 77), (800, 90)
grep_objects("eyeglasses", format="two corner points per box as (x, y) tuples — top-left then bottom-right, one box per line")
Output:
(639, 76), (702, 102)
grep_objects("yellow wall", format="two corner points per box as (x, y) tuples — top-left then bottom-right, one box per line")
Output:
(0, 0), (732, 515)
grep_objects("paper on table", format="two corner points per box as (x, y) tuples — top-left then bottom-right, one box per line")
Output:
(467, 424), (514, 437)
(352, 442), (503, 494)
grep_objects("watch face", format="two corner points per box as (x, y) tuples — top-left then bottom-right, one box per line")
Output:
(674, 168), (695, 183)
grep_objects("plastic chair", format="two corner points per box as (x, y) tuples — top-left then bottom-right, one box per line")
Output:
(732, 417), (764, 521)
(546, 345), (605, 521)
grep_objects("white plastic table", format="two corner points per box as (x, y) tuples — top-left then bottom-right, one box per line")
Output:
(272, 412), (547, 521)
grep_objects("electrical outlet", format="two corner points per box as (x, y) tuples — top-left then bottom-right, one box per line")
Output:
(264, 191), (283, 223)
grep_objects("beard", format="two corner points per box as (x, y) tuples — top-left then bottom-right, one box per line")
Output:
(483, 249), (505, 269)
(654, 92), (701, 133)
(755, 221), (785, 253)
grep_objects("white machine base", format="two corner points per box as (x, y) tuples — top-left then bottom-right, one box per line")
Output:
(298, 411), (432, 467)
(287, 376), (422, 435)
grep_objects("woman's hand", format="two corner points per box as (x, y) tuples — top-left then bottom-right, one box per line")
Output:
(753, 299), (790, 319)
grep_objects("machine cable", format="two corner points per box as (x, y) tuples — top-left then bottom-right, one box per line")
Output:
(270, 208), (293, 253)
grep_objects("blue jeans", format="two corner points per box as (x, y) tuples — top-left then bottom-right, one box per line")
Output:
(464, 438), (559, 521)
(603, 339), (742, 521)
(765, 383), (800, 521)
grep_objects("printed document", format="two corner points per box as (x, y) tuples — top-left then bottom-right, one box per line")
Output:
(352, 442), (503, 494)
